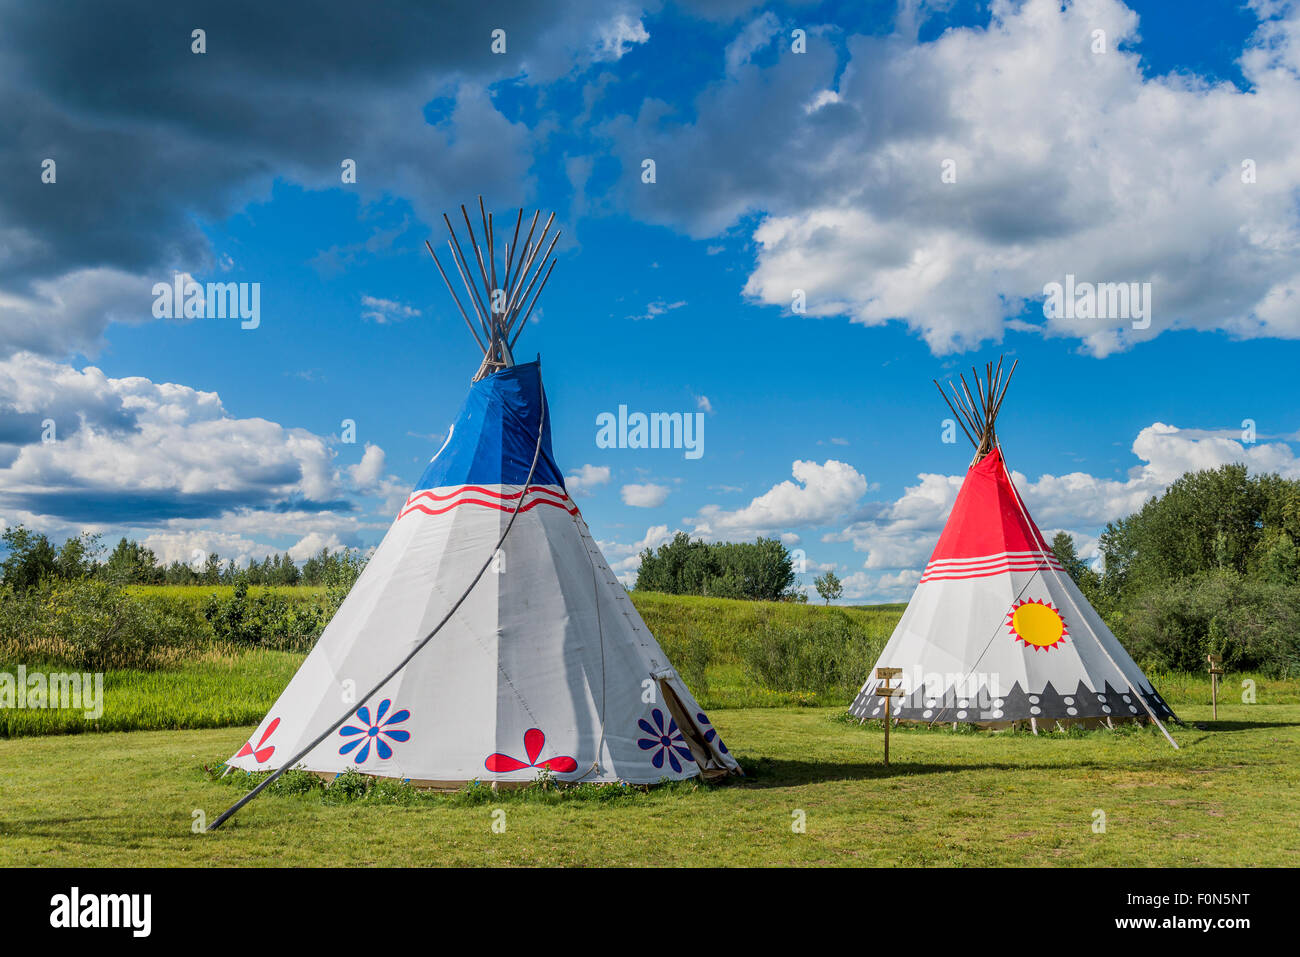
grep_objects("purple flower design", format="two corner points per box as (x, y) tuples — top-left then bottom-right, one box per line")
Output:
(696, 711), (729, 755)
(338, 698), (411, 763)
(637, 707), (695, 773)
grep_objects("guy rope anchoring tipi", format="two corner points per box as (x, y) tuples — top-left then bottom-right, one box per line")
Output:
(210, 200), (739, 829)
(849, 359), (1180, 748)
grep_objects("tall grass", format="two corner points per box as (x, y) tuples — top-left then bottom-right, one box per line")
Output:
(633, 593), (902, 707)
(632, 592), (899, 661)
(2, 583), (1293, 738)
(0, 588), (906, 736)
(125, 584), (327, 602)
(737, 607), (893, 702)
(0, 580), (342, 673)
(0, 579), (207, 671)
(0, 648), (301, 737)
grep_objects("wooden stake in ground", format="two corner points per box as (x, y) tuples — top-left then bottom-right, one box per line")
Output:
(1208, 654), (1223, 720)
(875, 667), (902, 765)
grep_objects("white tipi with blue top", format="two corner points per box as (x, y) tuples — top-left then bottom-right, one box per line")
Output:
(226, 203), (739, 786)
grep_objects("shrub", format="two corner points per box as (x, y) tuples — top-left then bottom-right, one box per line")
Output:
(201, 581), (325, 652)
(655, 628), (712, 697)
(0, 578), (198, 670)
(322, 767), (373, 802)
(738, 609), (885, 698)
(1119, 569), (1300, 677)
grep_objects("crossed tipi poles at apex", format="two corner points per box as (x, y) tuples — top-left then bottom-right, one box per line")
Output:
(424, 197), (560, 382)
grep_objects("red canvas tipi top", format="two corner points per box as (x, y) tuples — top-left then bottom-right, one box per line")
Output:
(931, 448), (1052, 559)
(921, 449), (1062, 583)
(919, 359), (1063, 582)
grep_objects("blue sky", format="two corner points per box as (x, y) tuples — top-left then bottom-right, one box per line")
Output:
(2, 0), (1299, 600)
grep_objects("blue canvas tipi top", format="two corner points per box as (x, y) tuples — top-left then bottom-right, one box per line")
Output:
(413, 360), (565, 491)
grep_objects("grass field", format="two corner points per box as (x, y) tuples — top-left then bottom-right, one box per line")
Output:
(1, 697), (1296, 866)
(2, 590), (1297, 866)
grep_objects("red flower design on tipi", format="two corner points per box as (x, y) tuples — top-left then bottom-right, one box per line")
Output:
(485, 728), (578, 774)
(235, 717), (280, 763)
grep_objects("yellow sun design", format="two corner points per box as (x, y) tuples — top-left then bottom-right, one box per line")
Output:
(1006, 599), (1068, 652)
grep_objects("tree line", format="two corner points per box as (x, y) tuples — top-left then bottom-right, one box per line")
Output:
(1050, 463), (1300, 676)
(634, 533), (802, 601)
(0, 526), (359, 590)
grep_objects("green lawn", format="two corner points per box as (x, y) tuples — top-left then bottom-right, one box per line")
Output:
(3, 590), (1296, 866)
(1, 698), (1296, 867)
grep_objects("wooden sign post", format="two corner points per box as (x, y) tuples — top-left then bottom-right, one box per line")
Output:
(875, 667), (903, 766)
(1207, 654), (1223, 719)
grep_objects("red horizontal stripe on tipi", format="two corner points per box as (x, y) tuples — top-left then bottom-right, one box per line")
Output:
(397, 485), (576, 521)
(927, 448), (1053, 564)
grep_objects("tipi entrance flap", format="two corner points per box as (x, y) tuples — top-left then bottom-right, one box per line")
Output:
(655, 678), (737, 778)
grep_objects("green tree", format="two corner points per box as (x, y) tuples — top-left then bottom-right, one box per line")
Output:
(100, 537), (162, 584)
(1050, 531), (1089, 581)
(1100, 465), (1265, 592)
(274, 552), (302, 585)
(162, 560), (198, 584)
(1, 526), (59, 591)
(1091, 464), (1300, 675)
(635, 534), (795, 601)
(1050, 531), (1103, 608)
(712, 538), (795, 601)
(303, 547), (355, 586)
(814, 569), (843, 604)
(55, 531), (100, 580)
(635, 532), (717, 595)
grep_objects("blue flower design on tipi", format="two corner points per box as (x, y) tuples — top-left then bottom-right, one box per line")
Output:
(338, 699), (411, 763)
(637, 708), (695, 773)
(696, 711), (728, 755)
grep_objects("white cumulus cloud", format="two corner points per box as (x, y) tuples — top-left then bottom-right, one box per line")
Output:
(566, 463), (612, 497)
(360, 295), (421, 324)
(621, 482), (670, 508)
(689, 459), (869, 539)
(594, 14), (650, 61)
(348, 443), (387, 490)
(610, 0), (1300, 356)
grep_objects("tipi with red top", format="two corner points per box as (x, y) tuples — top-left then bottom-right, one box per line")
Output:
(851, 360), (1178, 741)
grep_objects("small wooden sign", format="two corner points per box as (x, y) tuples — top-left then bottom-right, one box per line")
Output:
(1207, 654), (1223, 718)
(874, 666), (901, 766)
